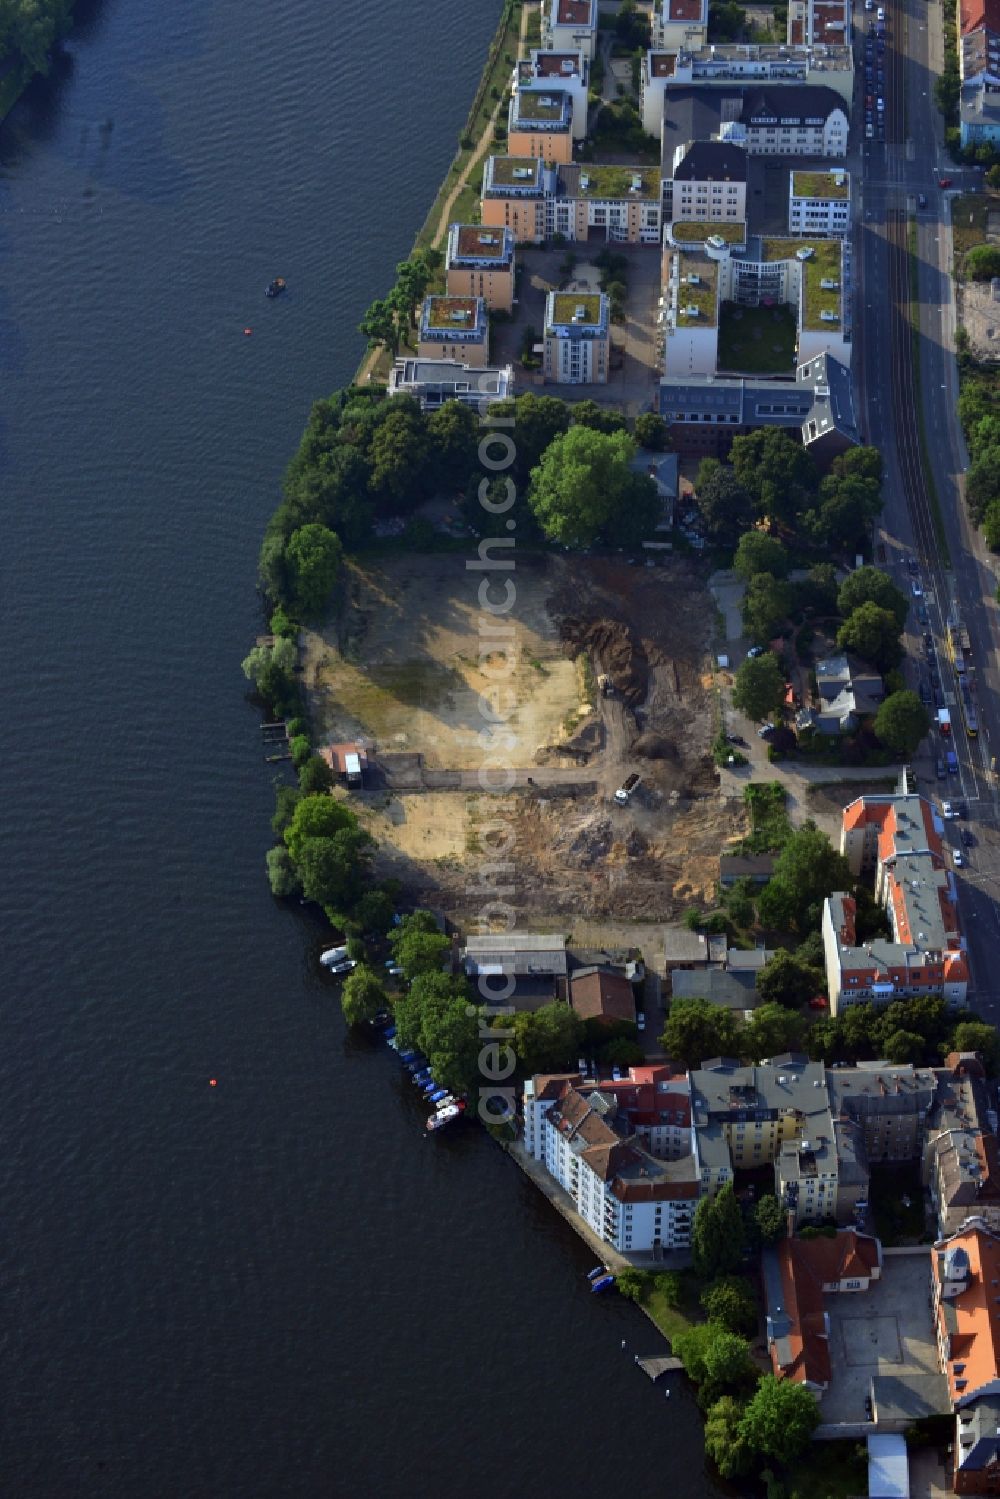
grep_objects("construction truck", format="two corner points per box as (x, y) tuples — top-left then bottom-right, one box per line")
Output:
(614, 773), (641, 805)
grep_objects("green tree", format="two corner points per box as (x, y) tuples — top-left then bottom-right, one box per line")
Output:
(354, 887), (398, 936)
(615, 1268), (650, 1301)
(571, 399), (629, 434)
(290, 733), (312, 769)
(966, 244), (1000, 281)
(358, 297), (399, 355)
(743, 1002), (806, 1062)
(285, 523), (342, 622)
(512, 1002), (584, 1076)
(634, 411), (670, 450)
(298, 753), (334, 796)
(704, 1396), (755, 1480)
(983, 498), (1000, 549)
(492, 393), (570, 482)
(882, 1028), (927, 1065)
(284, 794), (360, 864)
(837, 567), (909, 631)
(427, 400), (480, 489)
(875, 690), (931, 755)
(952, 1021), (1000, 1075)
(742, 572), (794, 642)
(340, 964), (387, 1026)
(660, 997), (738, 1069)
(766, 821), (852, 931)
(241, 636), (299, 716)
(296, 828), (371, 908)
(700, 1276), (757, 1336)
(987, 164), (1000, 189)
(755, 1193), (787, 1246)
(393, 255), (432, 328)
(265, 845), (300, 898)
(271, 784), (301, 838)
(691, 1183), (745, 1279)
(803, 562), (840, 616)
(837, 602), (903, 671)
(730, 428), (818, 526)
(674, 1320), (755, 1406)
(367, 402), (431, 511)
(389, 910), (450, 978)
(738, 1375), (820, 1465)
(733, 532), (790, 580)
(756, 949), (825, 1009)
(529, 426), (659, 547)
(732, 652), (785, 722)
(695, 466), (755, 543)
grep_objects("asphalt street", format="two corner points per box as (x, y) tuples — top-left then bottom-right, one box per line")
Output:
(856, 0), (1000, 1014)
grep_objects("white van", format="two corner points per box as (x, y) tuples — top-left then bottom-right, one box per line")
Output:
(876, 5), (885, 17)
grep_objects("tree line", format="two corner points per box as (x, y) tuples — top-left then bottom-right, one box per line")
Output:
(0, 0), (73, 75)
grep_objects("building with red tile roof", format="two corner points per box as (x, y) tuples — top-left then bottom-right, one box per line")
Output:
(542, 0), (599, 60)
(786, 0), (850, 46)
(764, 1230), (883, 1394)
(568, 967), (636, 1026)
(933, 1220), (1000, 1492)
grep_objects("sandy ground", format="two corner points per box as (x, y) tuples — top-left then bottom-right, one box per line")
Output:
(304, 552), (745, 925)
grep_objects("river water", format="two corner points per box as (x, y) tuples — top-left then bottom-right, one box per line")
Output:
(0, 2), (726, 1493)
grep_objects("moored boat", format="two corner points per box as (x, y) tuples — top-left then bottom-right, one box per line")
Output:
(590, 1274), (616, 1295)
(265, 277), (287, 298)
(587, 1266), (607, 1282)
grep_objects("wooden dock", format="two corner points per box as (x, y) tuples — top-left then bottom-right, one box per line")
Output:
(637, 1355), (682, 1381)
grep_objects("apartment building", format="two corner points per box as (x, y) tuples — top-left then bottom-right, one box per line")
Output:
(416, 296), (490, 367)
(661, 84), (848, 159)
(670, 139), (748, 223)
(507, 87), (574, 163)
(514, 50), (589, 139)
(787, 0), (851, 47)
(788, 168), (851, 236)
(925, 1054), (1000, 1238)
(652, 0), (710, 51)
(542, 291), (610, 384)
(388, 358), (513, 411)
(932, 1220), (1000, 1494)
(481, 155), (557, 243)
(643, 41), (853, 134)
(523, 1073), (700, 1252)
(663, 245), (720, 377)
(445, 224), (516, 311)
(541, 0), (598, 60)
(829, 1062), (939, 1165)
(824, 794), (969, 1011)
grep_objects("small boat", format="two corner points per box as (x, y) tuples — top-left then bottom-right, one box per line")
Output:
(590, 1275), (616, 1295)
(404, 1057), (428, 1072)
(427, 1110), (457, 1132)
(399, 1050), (417, 1064)
(320, 945), (349, 968)
(428, 1090), (450, 1105)
(587, 1266), (607, 1282)
(326, 959), (357, 976)
(373, 1009), (392, 1028)
(383, 1026), (397, 1041)
(265, 277), (287, 298)
(435, 1103), (460, 1120)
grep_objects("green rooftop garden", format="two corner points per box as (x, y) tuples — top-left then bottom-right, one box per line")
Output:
(718, 302), (798, 374)
(550, 292), (604, 326)
(514, 90), (570, 122)
(792, 170), (849, 200)
(674, 257), (718, 328)
(575, 164), (660, 199)
(671, 219), (747, 244)
(761, 237), (843, 331)
(425, 297), (480, 329)
(487, 156), (541, 189)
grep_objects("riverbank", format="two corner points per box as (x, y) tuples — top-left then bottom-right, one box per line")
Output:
(352, 0), (533, 387)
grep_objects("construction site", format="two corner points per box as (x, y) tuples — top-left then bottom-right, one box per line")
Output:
(300, 552), (746, 927)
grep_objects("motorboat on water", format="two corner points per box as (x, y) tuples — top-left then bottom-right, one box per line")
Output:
(265, 277), (287, 298)
(587, 1266), (607, 1282)
(427, 1104), (460, 1131)
(590, 1274), (616, 1295)
(320, 945), (349, 967)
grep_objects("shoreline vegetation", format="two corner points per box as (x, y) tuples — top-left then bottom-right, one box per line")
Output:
(0, 0), (76, 123)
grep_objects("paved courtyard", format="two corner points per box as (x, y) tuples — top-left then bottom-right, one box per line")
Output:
(821, 1253), (939, 1424)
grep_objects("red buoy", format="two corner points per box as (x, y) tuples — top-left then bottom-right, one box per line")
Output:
(243, 328), (253, 337)
(209, 1078), (218, 1087)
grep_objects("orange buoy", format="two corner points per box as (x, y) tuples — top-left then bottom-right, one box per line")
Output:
(243, 328), (253, 336)
(209, 1078), (218, 1087)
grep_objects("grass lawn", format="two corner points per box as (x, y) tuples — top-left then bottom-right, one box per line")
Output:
(739, 781), (792, 854)
(783, 1440), (868, 1499)
(717, 301), (797, 374)
(638, 1268), (702, 1344)
(952, 193), (991, 269)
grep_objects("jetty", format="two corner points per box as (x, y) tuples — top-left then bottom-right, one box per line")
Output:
(636, 1355), (682, 1381)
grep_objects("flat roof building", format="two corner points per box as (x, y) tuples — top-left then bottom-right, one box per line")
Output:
(445, 224), (516, 312)
(543, 290), (610, 385)
(388, 358), (513, 412)
(416, 296), (490, 368)
(508, 87), (574, 162)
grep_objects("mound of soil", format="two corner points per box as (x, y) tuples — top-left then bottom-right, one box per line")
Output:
(559, 616), (648, 705)
(633, 732), (677, 760)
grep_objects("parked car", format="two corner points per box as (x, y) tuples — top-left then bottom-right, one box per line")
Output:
(758, 723), (776, 739)
(637, 1013), (646, 1032)
(918, 193), (928, 208)
(939, 178), (952, 188)
(942, 800), (957, 819)
(747, 645), (766, 659)
(936, 757), (946, 780)
(919, 681), (931, 704)
(911, 580), (923, 596)
(962, 829), (974, 847)
(953, 850), (965, 868)
(923, 631), (934, 650)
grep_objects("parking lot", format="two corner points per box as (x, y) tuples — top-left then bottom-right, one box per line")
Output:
(821, 1254), (939, 1424)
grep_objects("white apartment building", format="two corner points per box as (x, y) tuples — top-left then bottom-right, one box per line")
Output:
(671, 139), (748, 223)
(513, 50), (590, 139)
(788, 168), (851, 236)
(523, 1074), (701, 1253)
(541, 0), (598, 61)
(652, 0), (710, 51)
(663, 246), (720, 377)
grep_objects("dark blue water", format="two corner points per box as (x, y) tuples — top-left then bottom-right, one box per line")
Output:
(0, 3), (725, 1494)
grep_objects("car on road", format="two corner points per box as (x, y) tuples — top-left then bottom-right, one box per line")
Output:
(919, 681), (931, 704)
(918, 193), (928, 208)
(918, 604), (929, 624)
(923, 631), (934, 649)
(939, 177), (952, 188)
(934, 686), (944, 708)
(954, 850), (966, 868)
(942, 800), (957, 819)
(758, 723), (776, 739)
(637, 1013), (646, 1031)
(907, 557), (919, 573)
(937, 756), (946, 779)
(747, 645), (766, 658)
(911, 580), (923, 596)
(877, 96), (885, 111)
(726, 733), (748, 747)
(611, 1066), (622, 1081)
(962, 829), (974, 847)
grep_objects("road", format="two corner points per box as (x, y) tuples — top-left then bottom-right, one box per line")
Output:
(855, 0), (1000, 1014)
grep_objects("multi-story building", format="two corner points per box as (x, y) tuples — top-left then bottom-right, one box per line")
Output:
(652, 0), (710, 51)
(787, 0), (851, 47)
(513, 51), (590, 139)
(932, 1219), (1000, 1494)
(658, 350), (859, 461)
(542, 291), (610, 384)
(541, 0), (598, 60)
(661, 84), (848, 159)
(416, 296), (490, 367)
(481, 155), (557, 243)
(445, 224), (516, 311)
(670, 139), (748, 224)
(788, 168), (851, 236)
(690, 1053), (838, 1220)
(523, 1073), (700, 1253)
(764, 1230), (882, 1395)
(643, 42), (854, 134)
(388, 358), (513, 412)
(925, 1053), (1000, 1238)
(663, 246), (720, 377)
(507, 87), (575, 163)
(824, 794), (969, 1012)
(828, 1062), (939, 1164)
